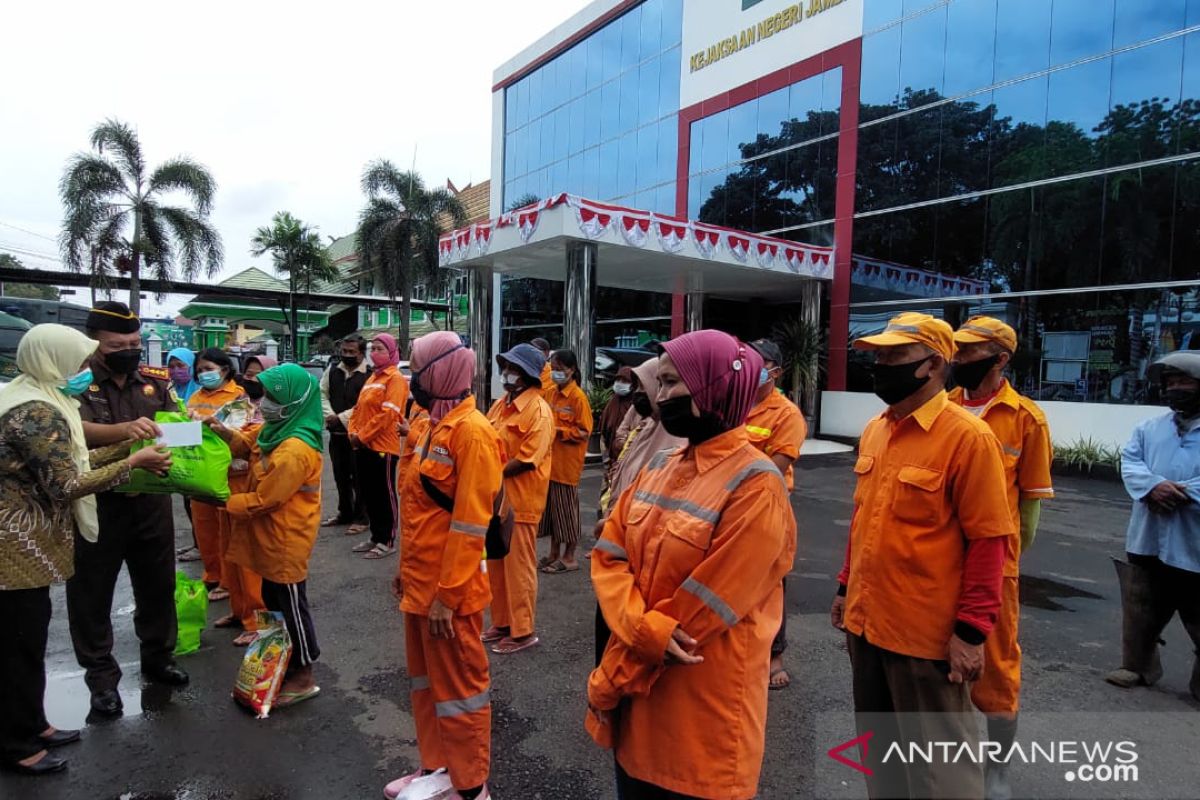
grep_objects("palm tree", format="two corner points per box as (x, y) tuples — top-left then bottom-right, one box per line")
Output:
(250, 212), (337, 360)
(356, 161), (466, 353)
(59, 118), (223, 315)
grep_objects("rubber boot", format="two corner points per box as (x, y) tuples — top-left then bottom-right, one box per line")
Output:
(1106, 558), (1174, 688)
(984, 715), (1018, 800)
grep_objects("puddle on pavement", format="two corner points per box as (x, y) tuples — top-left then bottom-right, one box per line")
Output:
(43, 668), (178, 729)
(1020, 573), (1104, 611)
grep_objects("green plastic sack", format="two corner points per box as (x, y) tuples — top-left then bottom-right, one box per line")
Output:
(174, 571), (208, 656)
(117, 411), (233, 501)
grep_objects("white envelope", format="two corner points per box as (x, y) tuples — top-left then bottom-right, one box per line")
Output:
(156, 421), (203, 448)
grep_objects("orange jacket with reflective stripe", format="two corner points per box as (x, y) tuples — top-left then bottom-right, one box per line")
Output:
(348, 365), (409, 456)
(398, 397), (503, 616)
(844, 391), (1012, 660)
(543, 381), (593, 485)
(225, 437), (322, 584)
(187, 380), (246, 419)
(745, 390), (807, 491)
(949, 381), (1054, 576)
(589, 427), (796, 800)
(487, 389), (554, 524)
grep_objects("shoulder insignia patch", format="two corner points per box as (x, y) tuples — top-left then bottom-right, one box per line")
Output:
(139, 365), (170, 381)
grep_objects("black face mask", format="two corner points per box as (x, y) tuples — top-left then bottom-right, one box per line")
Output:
(104, 348), (143, 375)
(341, 355), (362, 369)
(950, 354), (1000, 392)
(632, 392), (653, 418)
(872, 357), (934, 406)
(411, 345), (468, 411)
(658, 395), (728, 445)
(239, 377), (265, 401)
(1164, 388), (1200, 417)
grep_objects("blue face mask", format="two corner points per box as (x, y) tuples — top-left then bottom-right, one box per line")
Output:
(60, 368), (93, 397)
(197, 370), (224, 389)
(759, 367), (771, 387)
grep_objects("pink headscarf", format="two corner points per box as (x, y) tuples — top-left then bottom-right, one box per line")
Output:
(410, 331), (475, 423)
(371, 333), (401, 366)
(246, 355), (277, 372)
(660, 329), (762, 430)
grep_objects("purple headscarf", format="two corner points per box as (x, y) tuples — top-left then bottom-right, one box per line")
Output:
(660, 329), (762, 429)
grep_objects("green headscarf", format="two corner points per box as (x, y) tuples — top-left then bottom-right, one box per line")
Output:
(256, 363), (324, 454)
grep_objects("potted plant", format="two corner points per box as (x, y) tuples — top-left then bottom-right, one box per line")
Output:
(772, 317), (826, 436)
(586, 382), (614, 460)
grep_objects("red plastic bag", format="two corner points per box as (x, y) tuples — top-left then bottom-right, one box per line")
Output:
(233, 611), (292, 718)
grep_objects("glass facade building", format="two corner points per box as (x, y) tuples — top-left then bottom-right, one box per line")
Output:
(495, 0), (1200, 406)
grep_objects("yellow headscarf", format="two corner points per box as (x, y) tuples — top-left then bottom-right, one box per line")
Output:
(0, 324), (101, 540)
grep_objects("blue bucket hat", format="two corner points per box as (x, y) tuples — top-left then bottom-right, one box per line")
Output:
(497, 343), (546, 382)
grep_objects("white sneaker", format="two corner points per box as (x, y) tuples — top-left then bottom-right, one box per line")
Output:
(395, 768), (455, 800)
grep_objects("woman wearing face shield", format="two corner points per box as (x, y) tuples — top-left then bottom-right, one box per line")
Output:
(202, 363), (325, 707)
(587, 330), (796, 800)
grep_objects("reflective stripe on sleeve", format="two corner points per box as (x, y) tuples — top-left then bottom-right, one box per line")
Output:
(450, 520), (489, 538)
(632, 490), (720, 524)
(724, 460), (785, 491)
(592, 538), (628, 561)
(682, 576), (739, 627)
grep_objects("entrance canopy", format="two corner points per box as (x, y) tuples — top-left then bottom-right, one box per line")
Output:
(438, 194), (833, 297)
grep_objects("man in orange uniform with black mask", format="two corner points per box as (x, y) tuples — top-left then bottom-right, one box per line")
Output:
(949, 316), (1053, 800)
(831, 312), (1012, 799)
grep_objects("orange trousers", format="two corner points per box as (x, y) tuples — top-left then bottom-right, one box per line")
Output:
(218, 512), (264, 630)
(972, 574), (1021, 715)
(405, 611), (491, 790)
(191, 501), (223, 586)
(488, 521), (539, 638)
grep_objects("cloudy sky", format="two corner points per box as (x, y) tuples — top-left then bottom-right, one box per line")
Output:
(0, 0), (590, 316)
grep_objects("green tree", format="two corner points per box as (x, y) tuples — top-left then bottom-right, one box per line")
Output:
(506, 193), (541, 212)
(356, 161), (466, 352)
(250, 211), (336, 360)
(59, 118), (223, 315)
(0, 254), (59, 300)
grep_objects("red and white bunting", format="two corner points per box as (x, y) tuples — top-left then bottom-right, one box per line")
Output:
(656, 220), (687, 253)
(620, 215), (650, 248)
(576, 206), (613, 239)
(518, 209), (540, 243)
(726, 234), (750, 263)
(693, 227), (719, 258)
(755, 242), (778, 269)
(475, 223), (492, 256)
(782, 248), (804, 273)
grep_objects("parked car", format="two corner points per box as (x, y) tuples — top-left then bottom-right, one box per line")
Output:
(594, 345), (657, 384)
(0, 310), (32, 385)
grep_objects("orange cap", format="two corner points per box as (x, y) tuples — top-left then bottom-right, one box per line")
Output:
(853, 312), (955, 361)
(954, 315), (1017, 352)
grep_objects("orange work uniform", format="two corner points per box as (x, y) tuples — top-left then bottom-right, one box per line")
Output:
(348, 365), (409, 456)
(589, 428), (796, 800)
(486, 389), (554, 638)
(397, 397), (503, 791)
(745, 389), (807, 490)
(843, 391), (1013, 661)
(187, 380), (247, 586)
(540, 362), (554, 391)
(543, 381), (593, 486)
(225, 437), (323, 585)
(219, 423), (266, 630)
(949, 380), (1054, 714)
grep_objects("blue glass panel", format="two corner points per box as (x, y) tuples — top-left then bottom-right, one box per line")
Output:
(567, 153), (584, 196)
(860, 27), (902, 120)
(632, 190), (653, 211)
(618, 131), (638, 197)
(655, 183), (676, 216)
(1050, 0), (1114, 66)
(637, 123), (659, 192)
(790, 75), (822, 125)
(863, 0), (902, 33)
(659, 46), (682, 118)
(505, 88), (516, 134)
(583, 146), (601, 198)
(899, 3), (947, 102)
(569, 41), (588, 100)
(701, 111), (729, 172)
(994, 0), (1051, 84)
(527, 68), (544, 121)
(657, 116), (679, 187)
(586, 28), (606, 90)
(1114, 0), (1186, 50)
(758, 87), (790, 141)
(1046, 57), (1110, 175)
(944, 0), (996, 98)
(600, 17), (622, 78)
(620, 69), (640, 133)
(550, 159), (568, 195)
(727, 98), (758, 164)
(584, 88), (603, 149)
(639, 56), (662, 126)
(903, 0), (939, 13)
(689, 119), (703, 176)
(1191, 0), (1200, 26)
(504, 136), (515, 178)
(641, 0), (663, 60)
(601, 78), (621, 142)
(620, 4), (642, 72)
(687, 175), (702, 217)
(552, 54), (569, 110)
(539, 114), (554, 168)
(991, 76), (1048, 188)
(504, 180), (514, 209)
(822, 66), (843, 117)
(513, 130), (527, 177)
(1183, 33), (1200, 145)
(662, 0), (683, 49)
(568, 97), (586, 157)
(992, 73), (1048, 128)
(519, 79), (531, 130)
(1111, 37), (1185, 111)
(554, 106), (570, 162)
(697, 168), (730, 225)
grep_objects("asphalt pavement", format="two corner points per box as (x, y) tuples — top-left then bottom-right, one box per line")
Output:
(4, 450), (1198, 800)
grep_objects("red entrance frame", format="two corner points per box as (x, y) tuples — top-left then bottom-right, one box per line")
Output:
(673, 38), (862, 391)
